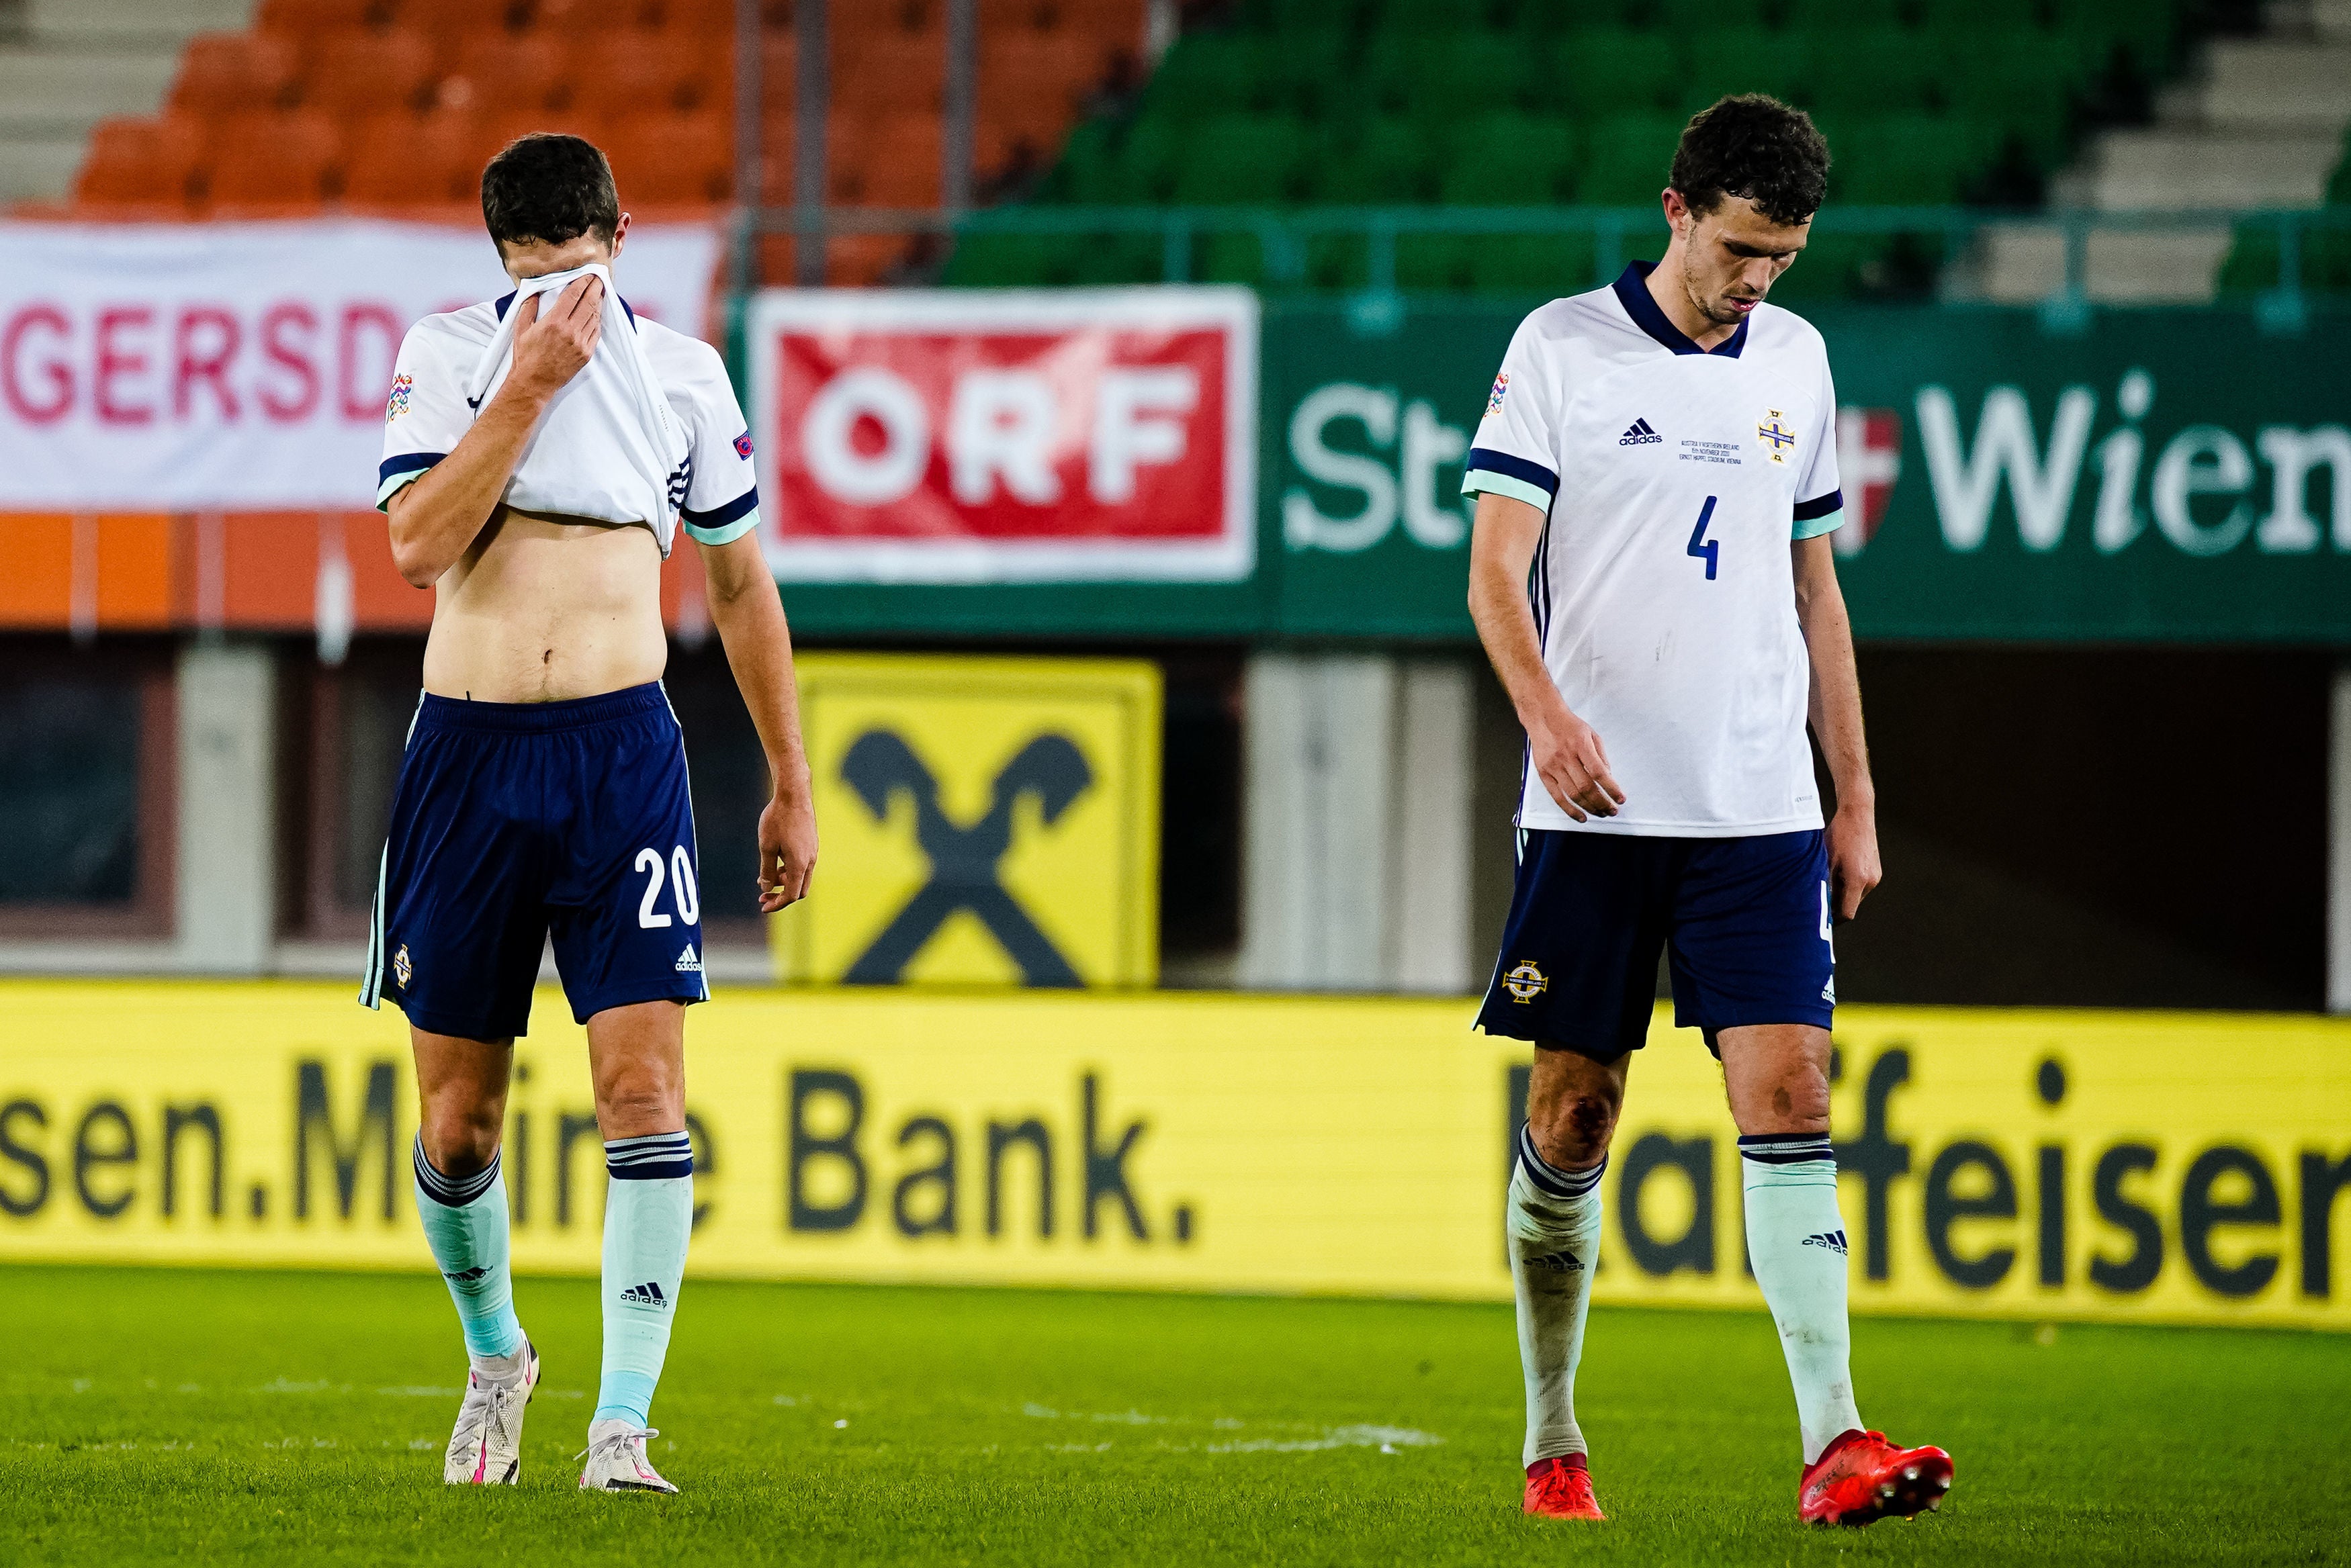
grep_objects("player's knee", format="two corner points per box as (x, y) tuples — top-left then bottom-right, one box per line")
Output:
(594, 1074), (682, 1140)
(1533, 1093), (1619, 1168)
(417, 1101), (501, 1176)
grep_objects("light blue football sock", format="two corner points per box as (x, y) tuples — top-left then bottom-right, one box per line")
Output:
(411, 1136), (525, 1364)
(1740, 1132), (1864, 1464)
(595, 1132), (695, 1429)
(1508, 1125), (1605, 1467)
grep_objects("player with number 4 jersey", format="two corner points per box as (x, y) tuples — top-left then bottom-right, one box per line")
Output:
(360, 134), (817, 1496)
(1464, 97), (1949, 1528)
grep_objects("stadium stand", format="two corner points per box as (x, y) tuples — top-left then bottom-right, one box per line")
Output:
(34, 0), (1144, 286)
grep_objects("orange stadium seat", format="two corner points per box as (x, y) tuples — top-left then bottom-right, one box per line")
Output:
(341, 110), (485, 207)
(300, 26), (439, 114)
(980, 30), (1106, 118)
(833, 111), (941, 207)
(256, 0), (393, 34)
(436, 30), (569, 114)
(568, 32), (713, 117)
(481, 104), (608, 153)
(648, 0), (739, 34)
(73, 116), (207, 214)
(840, 0), (940, 39)
(204, 109), (342, 212)
(835, 28), (946, 114)
(169, 32), (301, 116)
(402, 0), (529, 36)
(604, 111), (732, 204)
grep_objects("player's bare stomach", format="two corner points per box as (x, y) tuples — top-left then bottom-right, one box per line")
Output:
(420, 507), (668, 703)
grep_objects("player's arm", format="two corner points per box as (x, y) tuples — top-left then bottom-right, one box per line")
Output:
(698, 531), (817, 912)
(386, 276), (605, 588)
(1466, 491), (1624, 821)
(1792, 534), (1880, 919)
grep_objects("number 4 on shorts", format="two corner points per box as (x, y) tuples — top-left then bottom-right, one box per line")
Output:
(1687, 496), (1720, 580)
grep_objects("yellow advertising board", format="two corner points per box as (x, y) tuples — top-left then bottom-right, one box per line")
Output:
(769, 653), (1160, 988)
(2, 980), (2347, 1330)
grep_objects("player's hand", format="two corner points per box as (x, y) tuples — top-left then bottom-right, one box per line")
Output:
(1827, 801), (1881, 921)
(506, 275), (603, 404)
(1530, 708), (1626, 822)
(756, 790), (817, 913)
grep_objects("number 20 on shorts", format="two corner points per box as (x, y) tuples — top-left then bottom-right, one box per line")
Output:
(1687, 495), (1720, 580)
(635, 845), (701, 929)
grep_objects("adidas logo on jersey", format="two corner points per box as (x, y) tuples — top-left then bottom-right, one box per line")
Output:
(619, 1281), (670, 1308)
(674, 943), (702, 973)
(1618, 418), (1662, 446)
(1525, 1251), (1583, 1273)
(1802, 1230), (1849, 1255)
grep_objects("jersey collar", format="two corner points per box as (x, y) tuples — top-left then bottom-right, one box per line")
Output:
(1613, 261), (1748, 359)
(492, 289), (637, 328)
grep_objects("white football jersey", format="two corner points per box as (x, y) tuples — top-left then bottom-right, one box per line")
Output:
(1464, 262), (1845, 838)
(378, 291), (761, 553)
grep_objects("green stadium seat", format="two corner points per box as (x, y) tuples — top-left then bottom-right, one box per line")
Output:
(1108, 115), (1186, 201)
(1042, 118), (1122, 201)
(1374, 0), (1507, 32)
(1436, 113), (1577, 203)
(1577, 113), (1685, 204)
(1141, 35), (1275, 118)
(2217, 219), (2351, 296)
(1780, 0), (1905, 30)
(2327, 128), (2351, 203)
(1396, 233), (1472, 290)
(2053, 0), (2176, 74)
(1808, 29), (1940, 120)
(1681, 26), (1810, 116)
(1169, 113), (1308, 203)
(1556, 29), (1681, 118)
(1241, 0), (1368, 32)
(1945, 32), (2080, 169)
(1368, 30), (1535, 118)
(1913, 0), (2045, 31)
(944, 232), (1077, 287)
(1307, 116), (1442, 203)
(1260, 30), (1353, 118)
(1654, 0), (1768, 34)
(1466, 234), (1598, 295)
(1832, 113), (1975, 204)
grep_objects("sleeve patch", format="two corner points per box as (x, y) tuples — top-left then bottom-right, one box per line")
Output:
(733, 429), (754, 460)
(1486, 372), (1509, 417)
(385, 373), (414, 423)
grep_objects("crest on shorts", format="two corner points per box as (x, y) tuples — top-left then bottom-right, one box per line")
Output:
(1757, 408), (1798, 465)
(1503, 960), (1548, 1003)
(384, 373), (414, 424)
(1486, 372), (1510, 418)
(393, 943), (413, 988)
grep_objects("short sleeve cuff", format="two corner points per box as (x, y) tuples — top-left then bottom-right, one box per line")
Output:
(681, 487), (760, 546)
(376, 452), (445, 511)
(1462, 469), (1553, 512)
(1793, 488), (1844, 541)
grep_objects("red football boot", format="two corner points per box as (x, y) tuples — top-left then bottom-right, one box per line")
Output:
(1523, 1455), (1606, 1520)
(1798, 1429), (1953, 1526)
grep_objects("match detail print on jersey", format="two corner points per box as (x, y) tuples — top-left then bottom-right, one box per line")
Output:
(1462, 263), (1847, 839)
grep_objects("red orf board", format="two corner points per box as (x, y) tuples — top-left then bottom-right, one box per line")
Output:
(748, 289), (1257, 583)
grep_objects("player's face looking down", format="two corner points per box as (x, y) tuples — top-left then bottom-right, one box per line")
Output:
(494, 210), (631, 283)
(1657, 189), (1810, 340)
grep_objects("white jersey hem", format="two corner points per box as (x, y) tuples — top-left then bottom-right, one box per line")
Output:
(1515, 809), (1826, 839)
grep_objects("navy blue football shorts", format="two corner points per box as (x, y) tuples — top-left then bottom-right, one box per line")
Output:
(1475, 827), (1834, 1060)
(360, 682), (709, 1041)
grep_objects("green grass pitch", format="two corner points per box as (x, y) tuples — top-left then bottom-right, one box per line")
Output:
(5, 1266), (2345, 1566)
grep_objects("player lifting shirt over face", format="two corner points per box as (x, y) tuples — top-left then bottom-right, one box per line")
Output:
(1462, 97), (1953, 1529)
(365, 134), (818, 1495)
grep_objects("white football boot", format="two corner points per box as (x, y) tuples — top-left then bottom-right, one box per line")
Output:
(441, 1341), (539, 1485)
(578, 1420), (680, 1493)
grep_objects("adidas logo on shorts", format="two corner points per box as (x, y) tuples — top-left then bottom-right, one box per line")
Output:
(674, 943), (702, 973)
(1618, 418), (1662, 446)
(619, 1281), (670, 1308)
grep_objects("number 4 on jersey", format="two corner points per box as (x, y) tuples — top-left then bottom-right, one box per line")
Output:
(1687, 495), (1720, 581)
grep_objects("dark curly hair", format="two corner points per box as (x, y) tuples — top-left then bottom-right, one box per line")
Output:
(1670, 95), (1830, 228)
(480, 133), (620, 250)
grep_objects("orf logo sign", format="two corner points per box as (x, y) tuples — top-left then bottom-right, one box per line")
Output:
(748, 288), (1257, 584)
(772, 653), (1162, 988)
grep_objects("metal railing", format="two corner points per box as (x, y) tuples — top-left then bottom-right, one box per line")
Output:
(729, 203), (2350, 330)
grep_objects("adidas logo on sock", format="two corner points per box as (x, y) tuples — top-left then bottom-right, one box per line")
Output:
(1525, 1251), (1584, 1273)
(619, 1281), (670, 1308)
(1618, 418), (1662, 447)
(1802, 1230), (1849, 1255)
(674, 943), (702, 974)
(442, 1264), (491, 1285)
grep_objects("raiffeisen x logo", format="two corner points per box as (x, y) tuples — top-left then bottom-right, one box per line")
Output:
(839, 729), (1094, 986)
